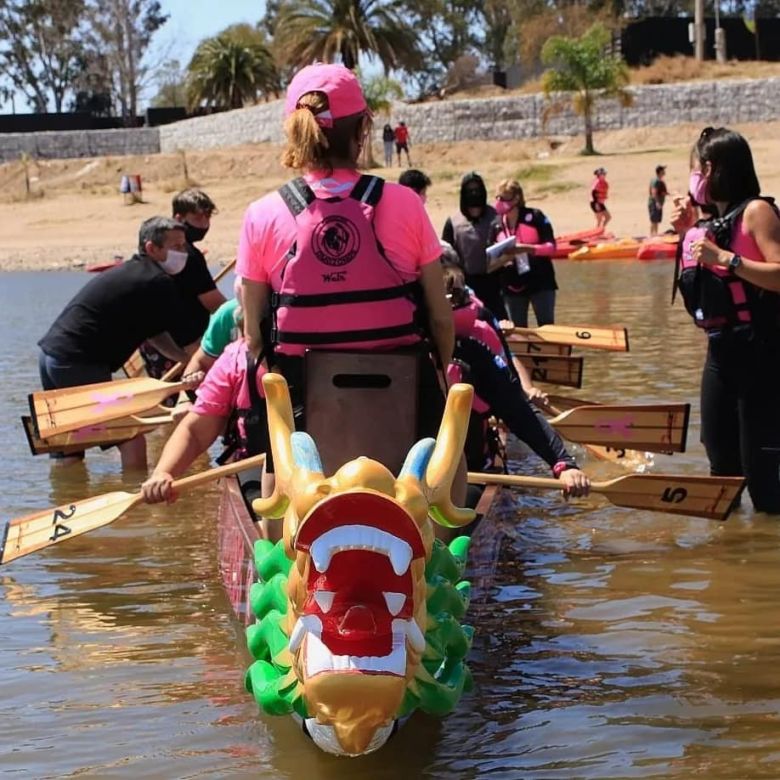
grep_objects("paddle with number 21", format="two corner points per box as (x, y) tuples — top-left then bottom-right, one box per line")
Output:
(467, 471), (744, 522)
(0, 454), (266, 565)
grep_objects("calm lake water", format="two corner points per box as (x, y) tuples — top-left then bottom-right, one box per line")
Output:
(1, 265), (779, 779)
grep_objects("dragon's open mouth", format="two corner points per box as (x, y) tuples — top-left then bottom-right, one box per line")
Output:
(292, 493), (426, 678)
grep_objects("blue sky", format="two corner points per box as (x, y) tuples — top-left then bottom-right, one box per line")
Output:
(153, 0), (267, 71)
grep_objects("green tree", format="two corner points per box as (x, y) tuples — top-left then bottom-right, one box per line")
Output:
(186, 24), (279, 110)
(273, 0), (419, 72)
(0, 0), (87, 112)
(151, 58), (186, 107)
(83, 0), (169, 123)
(360, 71), (403, 115)
(541, 23), (632, 155)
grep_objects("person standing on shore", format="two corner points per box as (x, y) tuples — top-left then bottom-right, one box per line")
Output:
(672, 126), (780, 513)
(36, 217), (198, 469)
(442, 172), (506, 319)
(394, 121), (412, 166)
(382, 123), (395, 167)
(590, 167), (611, 229)
(648, 165), (668, 236)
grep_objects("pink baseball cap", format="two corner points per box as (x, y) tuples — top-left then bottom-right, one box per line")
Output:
(284, 63), (368, 127)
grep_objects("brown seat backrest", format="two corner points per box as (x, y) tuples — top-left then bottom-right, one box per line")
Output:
(304, 351), (420, 475)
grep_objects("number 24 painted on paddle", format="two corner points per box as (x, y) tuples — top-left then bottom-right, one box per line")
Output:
(50, 505), (76, 541)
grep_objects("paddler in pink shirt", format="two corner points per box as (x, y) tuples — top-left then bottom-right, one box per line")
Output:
(237, 63), (454, 442)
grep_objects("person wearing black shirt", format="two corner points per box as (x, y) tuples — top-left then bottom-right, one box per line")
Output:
(38, 216), (196, 468)
(139, 189), (227, 379)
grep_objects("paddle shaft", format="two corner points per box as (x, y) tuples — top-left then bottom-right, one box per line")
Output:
(1, 454), (265, 565)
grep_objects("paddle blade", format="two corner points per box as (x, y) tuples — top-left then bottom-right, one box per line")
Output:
(30, 377), (183, 438)
(601, 473), (744, 521)
(1, 492), (141, 564)
(515, 354), (583, 388)
(551, 403), (691, 453)
(122, 349), (147, 378)
(508, 324), (629, 352)
(507, 339), (573, 357)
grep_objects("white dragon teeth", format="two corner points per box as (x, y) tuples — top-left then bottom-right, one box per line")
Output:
(404, 618), (426, 653)
(313, 591), (335, 613)
(383, 592), (406, 617)
(289, 615), (323, 652)
(308, 525), (414, 576)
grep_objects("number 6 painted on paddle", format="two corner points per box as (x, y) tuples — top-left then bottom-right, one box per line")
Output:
(661, 487), (687, 503)
(575, 330), (592, 340)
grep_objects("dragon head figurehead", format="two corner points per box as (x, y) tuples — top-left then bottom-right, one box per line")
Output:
(245, 373), (476, 757)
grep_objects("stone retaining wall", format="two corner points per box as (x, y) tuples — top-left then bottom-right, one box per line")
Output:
(0, 127), (159, 162)
(159, 77), (780, 151)
(1, 77), (778, 162)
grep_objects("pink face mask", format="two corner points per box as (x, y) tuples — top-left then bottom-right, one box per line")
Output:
(494, 198), (514, 216)
(689, 170), (709, 206)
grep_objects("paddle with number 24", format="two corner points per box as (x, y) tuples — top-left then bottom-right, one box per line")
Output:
(504, 324), (629, 352)
(467, 471), (744, 521)
(0, 454), (265, 565)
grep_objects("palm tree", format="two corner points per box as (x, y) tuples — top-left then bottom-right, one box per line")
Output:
(541, 23), (632, 155)
(273, 0), (419, 72)
(187, 24), (279, 110)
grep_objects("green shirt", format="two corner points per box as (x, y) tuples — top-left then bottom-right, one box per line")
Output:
(201, 298), (240, 358)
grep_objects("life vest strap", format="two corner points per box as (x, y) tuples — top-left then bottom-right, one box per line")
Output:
(273, 281), (418, 308)
(279, 177), (316, 216)
(350, 175), (384, 206)
(273, 322), (419, 345)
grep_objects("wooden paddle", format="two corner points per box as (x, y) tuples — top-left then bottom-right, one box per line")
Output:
(0, 454), (265, 565)
(545, 402), (690, 454)
(22, 412), (175, 455)
(122, 257), (238, 378)
(515, 354), (584, 389)
(29, 376), (193, 439)
(504, 324), (629, 352)
(508, 340), (573, 357)
(467, 471), (744, 522)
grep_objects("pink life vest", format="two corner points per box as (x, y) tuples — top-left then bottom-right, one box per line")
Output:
(450, 299), (505, 413)
(677, 199), (779, 332)
(271, 175), (422, 357)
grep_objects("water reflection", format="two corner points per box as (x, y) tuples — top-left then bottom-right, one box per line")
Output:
(2, 265), (780, 777)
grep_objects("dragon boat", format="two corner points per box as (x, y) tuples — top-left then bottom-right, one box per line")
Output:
(215, 359), (502, 758)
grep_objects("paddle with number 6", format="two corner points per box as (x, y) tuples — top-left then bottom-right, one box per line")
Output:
(0, 454), (266, 565)
(467, 471), (744, 521)
(504, 324), (629, 352)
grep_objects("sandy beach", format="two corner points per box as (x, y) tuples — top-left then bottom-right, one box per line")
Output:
(1, 120), (779, 271)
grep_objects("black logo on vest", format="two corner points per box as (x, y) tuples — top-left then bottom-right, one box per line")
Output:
(312, 216), (360, 267)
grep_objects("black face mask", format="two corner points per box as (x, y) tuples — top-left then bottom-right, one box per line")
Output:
(185, 223), (208, 243)
(462, 190), (484, 209)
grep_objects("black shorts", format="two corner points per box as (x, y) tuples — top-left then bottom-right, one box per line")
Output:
(648, 201), (663, 224)
(395, 141), (409, 153)
(590, 201), (607, 213)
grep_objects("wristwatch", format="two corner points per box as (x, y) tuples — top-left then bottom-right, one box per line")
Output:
(727, 253), (742, 274)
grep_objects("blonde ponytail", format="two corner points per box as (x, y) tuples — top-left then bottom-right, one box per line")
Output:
(280, 92), (330, 170)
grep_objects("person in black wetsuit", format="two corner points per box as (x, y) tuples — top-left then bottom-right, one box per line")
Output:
(672, 127), (780, 514)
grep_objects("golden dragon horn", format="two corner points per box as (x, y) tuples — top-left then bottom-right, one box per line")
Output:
(425, 383), (476, 528)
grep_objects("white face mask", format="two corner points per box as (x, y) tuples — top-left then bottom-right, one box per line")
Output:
(160, 249), (188, 275)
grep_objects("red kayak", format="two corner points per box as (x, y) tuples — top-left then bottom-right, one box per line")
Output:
(636, 237), (678, 261)
(86, 258), (124, 273)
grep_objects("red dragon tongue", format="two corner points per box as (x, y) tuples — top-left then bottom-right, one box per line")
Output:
(338, 605), (377, 638)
